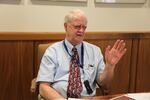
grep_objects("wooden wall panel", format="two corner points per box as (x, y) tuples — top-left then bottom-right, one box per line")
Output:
(136, 39), (150, 92)
(0, 41), (34, 100)
(128, 39), (139, 93)
(0, 32), (150, 100)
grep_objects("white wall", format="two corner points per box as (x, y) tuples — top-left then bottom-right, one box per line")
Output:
(0, 0), (150, 32)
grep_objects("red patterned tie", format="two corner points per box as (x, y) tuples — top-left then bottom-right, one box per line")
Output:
(67, 47), (82, 98)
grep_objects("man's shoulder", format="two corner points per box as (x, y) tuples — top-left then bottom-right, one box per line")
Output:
(46, 41), (63, 52)
(83, 41), (99, 49)
(48, 41), (63, 48)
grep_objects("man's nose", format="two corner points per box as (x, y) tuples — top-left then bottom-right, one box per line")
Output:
(78, 27), (85, 32)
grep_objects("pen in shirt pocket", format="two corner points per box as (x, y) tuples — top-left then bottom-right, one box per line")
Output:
(88, 64), (94, 67)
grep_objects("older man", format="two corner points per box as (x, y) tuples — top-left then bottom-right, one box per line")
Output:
(36, 9), (126, 100)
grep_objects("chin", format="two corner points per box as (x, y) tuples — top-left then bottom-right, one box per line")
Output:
(75, 40), (83, 45)
(72, 38), (84, 45)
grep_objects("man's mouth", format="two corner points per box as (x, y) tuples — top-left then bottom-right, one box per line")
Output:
(76, 33), (83, 36)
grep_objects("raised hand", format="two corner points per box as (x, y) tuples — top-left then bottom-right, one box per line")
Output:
(105, 40), (127, 67)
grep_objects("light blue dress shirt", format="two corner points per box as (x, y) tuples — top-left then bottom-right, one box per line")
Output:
(36, 39), (105, 98)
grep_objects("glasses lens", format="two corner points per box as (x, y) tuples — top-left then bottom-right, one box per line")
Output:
(73, 25), (86, 30)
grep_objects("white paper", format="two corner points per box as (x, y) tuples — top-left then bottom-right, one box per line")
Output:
(126, 92), (150, 100)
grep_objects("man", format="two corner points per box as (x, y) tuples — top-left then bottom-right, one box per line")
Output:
(36, 9), (127, 100)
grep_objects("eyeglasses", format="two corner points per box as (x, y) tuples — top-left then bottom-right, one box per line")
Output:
(71, 24), (87, 30)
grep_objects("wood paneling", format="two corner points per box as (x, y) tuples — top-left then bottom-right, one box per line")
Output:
(1, 32), (150, 40)
(0, 41), (34, 100)
(0, 32), (150, 100)
(128, 39), (139, 92)
(136, 39), (150, 92)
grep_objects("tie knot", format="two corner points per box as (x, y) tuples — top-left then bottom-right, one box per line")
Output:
(72, 47), (77, 53)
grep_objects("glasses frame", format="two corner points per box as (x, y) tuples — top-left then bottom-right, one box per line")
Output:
(70, 24), (87, 30)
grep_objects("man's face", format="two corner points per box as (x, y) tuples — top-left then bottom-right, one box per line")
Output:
(65, 16), (87, 45)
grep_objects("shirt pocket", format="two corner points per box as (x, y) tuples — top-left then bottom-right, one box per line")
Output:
(83, 63), (96, 82)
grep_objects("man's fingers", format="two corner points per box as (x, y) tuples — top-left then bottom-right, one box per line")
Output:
(118, 42), (126, 52)
(105, 45), (111, 59)
(113, 39), (120, 49)
(106, 45), (111, 51)
(116, 40), (124, 50)
(120, 48), (127, 57)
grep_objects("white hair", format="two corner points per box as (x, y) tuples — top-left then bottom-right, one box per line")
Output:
(64, 9), (87, 23)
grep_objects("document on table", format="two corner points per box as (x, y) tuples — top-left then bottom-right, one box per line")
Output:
(111, 92), (150, 100)
(68, 92), (150, 100)
(127, 92), (150, 100)
(110, 95), (135, 100)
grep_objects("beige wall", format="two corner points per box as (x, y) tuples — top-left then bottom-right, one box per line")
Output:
(0, 0), (150, 32)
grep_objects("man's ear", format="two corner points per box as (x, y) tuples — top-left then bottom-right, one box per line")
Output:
(64, 23), (67, 31)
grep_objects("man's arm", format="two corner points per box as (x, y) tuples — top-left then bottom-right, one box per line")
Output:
(97, 40), (127, 90)
(39, 82), (65, 100)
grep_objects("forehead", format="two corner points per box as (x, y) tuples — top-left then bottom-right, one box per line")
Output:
(70, 14), (87, 25)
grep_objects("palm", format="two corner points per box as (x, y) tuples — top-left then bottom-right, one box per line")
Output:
(105, 40), (127, 66)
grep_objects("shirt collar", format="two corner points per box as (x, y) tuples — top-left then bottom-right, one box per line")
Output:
(64, 39), (82, 55)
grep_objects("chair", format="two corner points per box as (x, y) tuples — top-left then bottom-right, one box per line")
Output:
(30, 42), (55, 99)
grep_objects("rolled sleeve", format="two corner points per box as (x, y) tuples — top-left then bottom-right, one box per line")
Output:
(95, 47), (105, 81)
